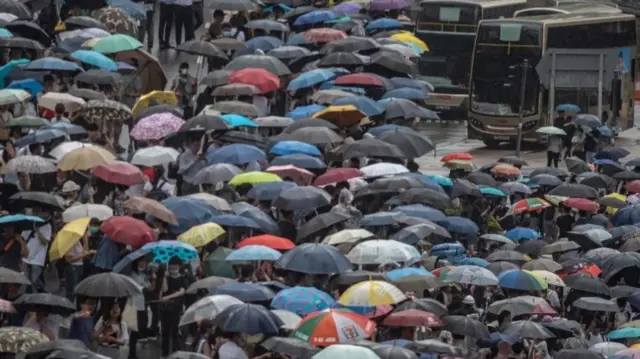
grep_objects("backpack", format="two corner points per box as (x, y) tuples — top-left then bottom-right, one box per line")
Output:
(146, 180), (169, 201)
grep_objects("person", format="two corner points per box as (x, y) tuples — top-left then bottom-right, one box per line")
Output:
(546, 135), (562, 168)
(177, 137), (206, 195)
(277, 209), (297, 241)
(68, 297), (97, 348)
(194, 319), (214, 355)
(143, 166), (174, 200)
(214, 331), (274, 359)
(135, 0), (156, 50)
(128, 257), (156, 359)
(171, 62), (197, 118)
(452, 295), (479, 316)
(159, 257), (188, 357)
(64, 230), (95, 301)
(158, 0), (174, 49)
(173, 0), (195, 45)
(22, 209), (52, 292)
(24, 309), (58, 340)
(50, 103), (70, 123)
(331, 188), (362, 223)
(94, 302), (129, 359)
(61, 180), (81, 208)
(0, 224), (28, 272)
(0, 104), (13, 124)
(208, 10), (225, 40)
(222, 16), (245, 41)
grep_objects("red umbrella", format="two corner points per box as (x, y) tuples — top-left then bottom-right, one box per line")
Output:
(228, 68), (280, 94)
(381, 309), (443, 327)
(313, 168), (364, 187)
(334, 73), (388, 88)
(237, 234), (295, 250)
(100, 216), (157, 248)
(562, 198), (599, 212)
(303, 28), (347, 44)
(441, 153), (472, 162)
(91, 161), (145, 186)
(362, 305), (393, 318)
(626, 180), (640, 193)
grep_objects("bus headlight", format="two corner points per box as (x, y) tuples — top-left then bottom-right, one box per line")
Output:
(522, 120), (538, 131)
(468, 117), (484, 129)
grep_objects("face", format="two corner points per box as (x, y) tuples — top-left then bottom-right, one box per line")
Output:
(81, 299), (96, 313)
(168, 264), (180, 274)
(180, 67), (188, 75)
(137, 258), (148, 271)
(188, 141), (200, 153)
(110, 304), (121, 317)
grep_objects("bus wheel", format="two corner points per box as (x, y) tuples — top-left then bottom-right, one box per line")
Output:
(483, 139), (500, 149)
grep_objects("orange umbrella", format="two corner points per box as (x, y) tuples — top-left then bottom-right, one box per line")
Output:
(491, 163), (520, 176)
(441, 153), (472, 162)
(313, 105), (366, 127)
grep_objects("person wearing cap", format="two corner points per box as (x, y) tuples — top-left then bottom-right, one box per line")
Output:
(452, 295), (479, 317)
(61, 180), (81, 208)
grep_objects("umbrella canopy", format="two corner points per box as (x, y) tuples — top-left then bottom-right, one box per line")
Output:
(271, 286), (336, 315)
(276, 243), (352, 275)
(502, 320), (555, 339)
(261, 337), (320, 358)
(179, 294), (243, 326)
(443, 315), (490, 339)
(292, 309), (376, 346)
(212, 303), (283, 335)
(339, 280), (406, 306)
(74, 272), (142, 298)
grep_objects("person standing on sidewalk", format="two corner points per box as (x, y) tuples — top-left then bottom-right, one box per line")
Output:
(158, 0), (174, 49)
(135, 0), (156, 50)
(174, 0), (195, 45)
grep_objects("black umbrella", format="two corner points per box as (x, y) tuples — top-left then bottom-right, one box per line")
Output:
(273, 186), (332, 212)
(331, 138), (405, 160)
(267, 46), (311, 61)
(370, 176), (425, 192)
(212, 83), (259, 97)
(13, 293), (75, 315)
(451, 179), (482, 198)
(186, 276), (237, 295)
(556, 349), (605, 359)
(68, 85), (106, 101)
(281, 6), (314, 20)
(317, 52), (365, 68)
(394, 298), (448, 317)
(74, 272), (143, 298)
(207, 0), (258, 10)
(391, 223), (440, 245)
(5, 21), (50, 46)
(486, 261), (519, 275)
(176, 40), (228, 61)
(502, 320), (554, 339)
(276, 243), (352, 274)
(563, 273), (611, 297)
(405, 340), (463, 356)
(515, 240), (546, 257)
(224, 55), (290, 76)
(212, 101), (260, 118)
(599, 252), (640, 283)
(548, 183), (599, 199)
(64, 16), (107, 30)
(486, 250), (529, 264)
(321, 36), (378, 54)
(382, 98), (437, 120)
(0, 0), (31, 19)
(182, 115), (230, 131)
(288, 52), (324, 73)
(135, 104), (183, 120)
(573, 297), (618, 312)
(261, 337), (320, 358)
(284, 118), (338, 133)
(614, 170), (640, 181)
(443, 315), (490, 339)
(0, 36), (43, 51)
(392, 275), (442, 293)
(377, 130), (434, 158)
(498, 156), (528, 166)
(610, 285), (637, 297)
(395, 188), (452, 210)
(466, 171), (498, 187)
(297, 212), (351, 241)
(0, 267), (31, 285)
(330, 271), (389, 288)
(289, 127), (343, 146)
(75, 69), (122, 86)
(567, 231), (603, 251)
(8, 191), (64, 211)
(370, 344), (418, 359)
(201, 70), (231, 88)
(598, 196), (626, 209)
(367, 50), (418, 75)
(332, 20), (363, 33)
(565, 157), (591, 174)
(217, 131), (267, 149)
(529, 167), (569, 178)
(542, 319), (581, 339)
(530, 174), (562, 187)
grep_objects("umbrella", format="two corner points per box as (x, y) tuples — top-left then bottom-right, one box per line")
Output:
(179, 294), (243, 326)
(130, 146), (179, 167)
(212, 303), (282, 335)
(238, 235), (294, 251)
(186, 276), (236, 295)
(123, 197), (177, 225)
(73, 272), (142, 298)
(13, 293), (75, 315)
(276, 243), (352, 274)
(131, 113), (184, 141)
(229, 171), (281, 186)
(92, 8), (138, 37)
(0, 267), (31, 286)
(254, 116), (294, 128)
(224, 55), (290, 76)
(443, 315), (490, 339)
(331, 139), (405, 161)
(304, 28), (347, 44)
(502, 320), (555, 339)
(62, 204), (112, 223)
(339, 280), (406, 307)
(91, 161), (144, 186)
(564, 273), (610, 297)
(177, 223), (225, 248)
(176, 40), (227, 61)
(100, 216), (156, 248)
(0, 214), (44, 231)
(498, 270), (548, 291)
(377, 131), (434, 158)
(49, 218), (91, 261)
(368, 50), (417, 74)
(271, 286), (336, 315)
(8, 192), (64, 212)
(70, 49), (117, 71)
(0, 327), (49, 353)
(74, 69), (121, 86)
(292, 309), (376, 346)
(5, 156), (55, 175)
(228, 68), (280, 94)
(380, 97), (438, 120)
(226, 245), (281, 262)
(261, 337), (320, 358)
(573, 297), (618, 312)
(72, 99), (133, 124)
(273, 186), (331, 212)
(443, 265), (499, 286)
(347, 240), (419, 265)
(207, 144), (266, 166)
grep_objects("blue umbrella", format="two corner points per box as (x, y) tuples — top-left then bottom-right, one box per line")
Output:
(479, 186), (506, 197)
(287, 69), (336, 92)
(383, 87), (428, 100)
(431, 242), (465, 257)
(226, 245), (282, 261)
(505, 227), (541, 240)
(438, 216), (479, 235)
(271, 286), (336, 315)
(286, 104), (326, 120)
(213, 283), (275, 302)
(608, 327), (640, 340)
(25, 57), (83, 72)
(393, 204), (446, 222)
(231, 202), (280, 234)
(366, 124), (415, 136)
(428, 175), (453, 187)
(455, 256), (489, 267)
(276, 243), (352, 274)
(264, 4), (293, 12)
(596, 147), (629, 161)
(285, 32), (310, 46)
(207, 144), (266, 165)
(0, 29), (12, 38)
(247, 181), (297, 201)
(270, 140), (321, 157)
(294, 10), (337, 26)
(361, 211), (405, 227)
(329, 86), (366, 95)
(389, 77), (431, 91)
(158, 197), (218, 234)
(107, 0), (147, 19)
(112, 240), (199, 272)
(235, 36), (283, 57)
(0, 214), (44, 228)
(334, 95), (384, 117)
(555, 104), (580, 112)
(15, 128), (66, 147)
(42, 122), (87, 136)
(270, 153), (327, 169)
(212, 303), (283, 334)
(366, 18), (404, 31)
(221, 114), (258, 128)
(7, 79), (43, 98)
(117, 61), (136, 72)
(596, 125), (613, 138)
(386, 267), (433, 280)
(0, 59), (29, 88)
(71, 50), (118, 71)
(612, 204), (640, 226)
(211, 214), (262, 230)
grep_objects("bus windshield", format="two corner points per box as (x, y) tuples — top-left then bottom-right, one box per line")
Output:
(470, 22), (543, 116)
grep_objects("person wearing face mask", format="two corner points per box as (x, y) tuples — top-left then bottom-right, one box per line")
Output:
(128, 256), (156, 359)
(177, 136), (206, 195)
(171, 62), (197, 118)
(159, 256), (187, 357)
(61, 181), (81, 208)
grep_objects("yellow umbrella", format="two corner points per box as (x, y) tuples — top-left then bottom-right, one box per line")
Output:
(391, 32), (429, 52)
(178, 223), (225, 248)
(602, 192), (626, 216)
(55, 22), (66, 32)
(131, 91), (178, 118)
(49, 217), (91, 261)
(57, 145), (116, 171)
(229, 171), (282, 186)
(82, 38), (104, 48)
(313, 105), (366, 127)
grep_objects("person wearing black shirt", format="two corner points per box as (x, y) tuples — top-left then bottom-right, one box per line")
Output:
(159, 257), (188, 357)
(278, 210), (297, 242)
(0, 225), (28, 272)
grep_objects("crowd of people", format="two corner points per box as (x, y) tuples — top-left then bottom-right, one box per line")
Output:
(0, 1), (639, 359)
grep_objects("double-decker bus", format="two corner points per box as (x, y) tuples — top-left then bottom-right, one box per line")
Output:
(467, 10), (637, 147)
(414, 0), (528, 119)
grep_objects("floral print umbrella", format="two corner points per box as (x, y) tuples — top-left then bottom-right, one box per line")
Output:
(130, 113), (185, 141)
(72, 99), (133, 124)
(92, 7), (138, 37)
(0, 327), (49, 353)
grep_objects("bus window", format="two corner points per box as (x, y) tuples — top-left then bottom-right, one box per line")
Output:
(418, 3), (480, 32)
(547, 19), (636, 48)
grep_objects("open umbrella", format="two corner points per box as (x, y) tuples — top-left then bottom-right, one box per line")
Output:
(14, 293), (75, 315)
(212, 303), (282, 335)
(502, 321), (555, 339)
(292, 309), (376, 346)
(74, 272), (142, 298)
(276, 243), (352, 274)
(261, 337), (320, 359)
(443, 315), (490, 339)
(179, 294), (242, 326)
(100, 216), (156, 248)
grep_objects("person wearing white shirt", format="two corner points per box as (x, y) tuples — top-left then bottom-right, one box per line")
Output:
(143, 179), (175, 198)
(22, 221), (52, 292)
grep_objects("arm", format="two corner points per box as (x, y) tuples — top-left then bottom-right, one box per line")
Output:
(16, 236), (28, 258)
(36, 229), (48, 246)
(177, 153), (204, 175)
(162, 287), (185, 301)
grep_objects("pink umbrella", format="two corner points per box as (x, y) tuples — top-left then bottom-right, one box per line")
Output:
(617, 349), (640, 358)
(130, 113), (185, 141)
(91, 161), (145, 186)
(266, 165), (314, 185)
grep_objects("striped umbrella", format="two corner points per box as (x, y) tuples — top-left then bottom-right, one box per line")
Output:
(292, 309), (376, 346)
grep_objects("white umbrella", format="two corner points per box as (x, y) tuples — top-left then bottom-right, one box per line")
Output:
(0, 89), (29, 106)
(130, 146), (180, 167)
(589, 342), (627, 357)
(381, 44), (419, 58)
(187, 193), (232, 212)
(49, 141), (93, 161)
(5, 155), (56, 174)
(271, 309), (302, 330)
(347, 240), (419, 265)
(531, 270), (565, 287)
(322, 229), (374, 246)
(63, 204), (113, 223)
(254, 116), (294, 128)
(179, 294), (242, 326)
(360, 163), (409, 178)
(444, 265), (499, 286)
(38, 92), (86, 114)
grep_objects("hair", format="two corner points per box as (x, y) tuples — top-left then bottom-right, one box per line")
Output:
(214, 10), (224, 19)
(179, 62), (189, 70)
(55, 103), (65, 115)
(43, 74), (54, 83)
(168, 256), (182, 266)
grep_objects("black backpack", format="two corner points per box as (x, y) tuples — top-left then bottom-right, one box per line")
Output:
(146, 180), (169, 201)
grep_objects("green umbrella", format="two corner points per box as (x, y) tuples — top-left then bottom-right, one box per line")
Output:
(7, 116), (49, 128)
(0, 89), (29, 106)
(536, 126), (566, 136)
(93, 34), (142, 54)
(203, 247), (235, 278)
